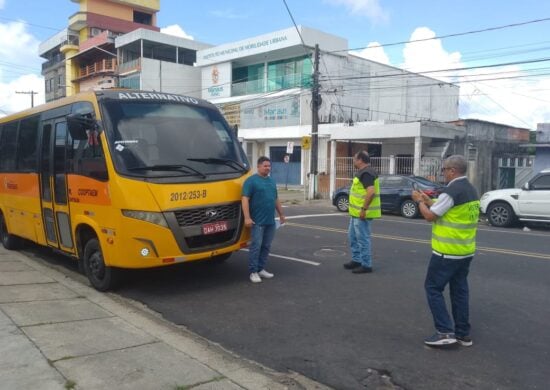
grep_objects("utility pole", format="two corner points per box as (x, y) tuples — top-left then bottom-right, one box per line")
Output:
(16, 91), (38, 108)
(308, 44), (321, 200)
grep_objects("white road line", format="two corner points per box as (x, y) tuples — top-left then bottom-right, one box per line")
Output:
(240, 249), (321, 266)
(282, 213), (345, 219)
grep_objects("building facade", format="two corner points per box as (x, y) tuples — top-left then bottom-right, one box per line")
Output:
(195, 26), (460, 187)
(115, 29), (211, 98)
(40, 0), (161, 101)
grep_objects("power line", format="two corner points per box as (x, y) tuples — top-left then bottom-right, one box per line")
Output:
(329, 16), (550, 53)
(0, 16), (62, 32)
(15, 91), (39, 108)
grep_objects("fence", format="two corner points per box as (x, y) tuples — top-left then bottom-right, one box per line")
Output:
(314, 156), (443, 199)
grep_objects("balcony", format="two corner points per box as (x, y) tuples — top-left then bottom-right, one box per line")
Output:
(76, 58), (118, 80)
(117, 58), (141, 76)
(231, 73), (312, 97)
(42, 54), (66, 71)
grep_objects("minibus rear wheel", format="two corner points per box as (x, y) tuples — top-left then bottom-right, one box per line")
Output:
(83, 238), (119, 291)
(0, 212), (22, 250)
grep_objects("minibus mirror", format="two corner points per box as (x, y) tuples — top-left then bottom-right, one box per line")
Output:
(67, 114), (96, 140)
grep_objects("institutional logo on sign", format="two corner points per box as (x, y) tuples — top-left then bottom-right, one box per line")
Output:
(211, 66), (219, 84)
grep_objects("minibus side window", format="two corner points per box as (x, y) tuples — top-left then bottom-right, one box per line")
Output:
(0, 122), (18, 172)
(17, 116), (39, 172)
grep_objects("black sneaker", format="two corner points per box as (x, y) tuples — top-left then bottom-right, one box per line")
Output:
(456, 335), (473, 347)
(343, 261), (361, 270)
(424, 332), (457, 347)
(352, 266), (373, 274)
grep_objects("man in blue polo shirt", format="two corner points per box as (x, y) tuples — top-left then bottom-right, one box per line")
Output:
(242, 156), (286, 283)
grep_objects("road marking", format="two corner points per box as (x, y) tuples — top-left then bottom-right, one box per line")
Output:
(286, 222), (550, 260)
(374, 217), (550, 237)
(285, 213), (550, 238)
(240, 249), (321, 266)
(284, 213), (344, 220)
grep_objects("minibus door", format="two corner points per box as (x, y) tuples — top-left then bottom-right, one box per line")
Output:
(40, 119), (75, 253)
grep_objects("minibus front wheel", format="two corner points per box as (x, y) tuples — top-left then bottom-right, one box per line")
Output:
(83, 238), (120, 291)
(0, 212), (22, 250)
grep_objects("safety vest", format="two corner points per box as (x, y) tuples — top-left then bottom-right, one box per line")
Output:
(432, 180), (480, 256)
(348, 169), (381, 219)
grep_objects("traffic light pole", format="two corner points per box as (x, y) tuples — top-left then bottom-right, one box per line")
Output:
(308, 44), (321, 200)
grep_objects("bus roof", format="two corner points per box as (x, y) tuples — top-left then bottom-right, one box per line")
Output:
(0, 90), (217, 124)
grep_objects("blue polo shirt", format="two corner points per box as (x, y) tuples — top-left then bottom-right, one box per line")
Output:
(242, 174), (278, 225)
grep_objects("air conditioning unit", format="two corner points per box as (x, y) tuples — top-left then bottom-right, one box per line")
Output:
(90, 27), (102, 37)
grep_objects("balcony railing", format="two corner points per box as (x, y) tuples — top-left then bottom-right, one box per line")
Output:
(117, 58), (141, 76)
(231, 73), (312, 97)
(76, 58), (117, 80)
(42, 54), (66, 71)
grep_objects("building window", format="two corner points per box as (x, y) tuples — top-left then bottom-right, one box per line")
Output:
(232, 63), (265, 95)
(267, 55), (312, 92)
(134, 11), (152, 25)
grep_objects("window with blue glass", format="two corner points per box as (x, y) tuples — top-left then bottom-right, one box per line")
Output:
(267, 55), (312, 92)
(232, 63), (265, 96)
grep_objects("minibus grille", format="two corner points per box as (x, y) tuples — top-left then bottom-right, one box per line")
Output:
(174, 203), (240, 227)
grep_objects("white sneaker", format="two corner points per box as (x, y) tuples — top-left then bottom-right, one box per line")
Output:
(258, 270), (274, 279)
(250, 273), (262, 283)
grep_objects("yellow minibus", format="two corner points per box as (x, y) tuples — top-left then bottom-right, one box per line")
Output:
(0, 90), (251, 290)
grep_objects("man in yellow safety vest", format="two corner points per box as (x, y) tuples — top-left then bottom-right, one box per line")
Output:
(343, 150), (381, 274)
(413, 155), (480, 348)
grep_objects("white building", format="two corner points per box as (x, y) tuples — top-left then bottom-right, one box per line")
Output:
(116, 28), (212, 97)
(195, 26), (462, 191)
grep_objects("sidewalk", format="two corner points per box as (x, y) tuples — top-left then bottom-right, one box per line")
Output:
(277, 187), (330, 207)
(0, 247), (330, 390)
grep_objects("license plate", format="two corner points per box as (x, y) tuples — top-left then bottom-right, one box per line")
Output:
(202, 221), (228, 235)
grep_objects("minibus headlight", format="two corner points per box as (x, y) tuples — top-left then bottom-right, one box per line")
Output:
(122, 210), (168, 228)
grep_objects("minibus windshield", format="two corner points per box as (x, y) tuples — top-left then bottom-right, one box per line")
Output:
(102, 100), (248, 178)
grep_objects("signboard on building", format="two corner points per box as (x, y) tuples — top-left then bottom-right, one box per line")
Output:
(202, 62), (231, 99)
(241, 96), (300, 128)
(286, 142), (294, 154)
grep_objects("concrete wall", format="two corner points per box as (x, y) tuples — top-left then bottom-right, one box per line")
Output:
(534, 150), (550, 173)
(140, 58), (202, 97)
(318, 53), (459, 124)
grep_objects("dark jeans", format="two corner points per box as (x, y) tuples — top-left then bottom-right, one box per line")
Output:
(425, 253), (473, 336)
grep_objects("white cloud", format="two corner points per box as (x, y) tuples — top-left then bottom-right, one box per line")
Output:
(0, 73), (44, 117)
(324, 0), (388, 23)
(161, 24), (194, 40)
(399, 27), (548, 129)
(0, 21), (42, 74)
(0, 20), (44, 116)
(402, 27), (462, 77)
(351, 42), (390, 65)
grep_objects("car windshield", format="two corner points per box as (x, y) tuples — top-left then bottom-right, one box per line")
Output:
(101, 101), (249, 178)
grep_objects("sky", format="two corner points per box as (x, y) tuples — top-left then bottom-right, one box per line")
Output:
(1, 0), (550, 129)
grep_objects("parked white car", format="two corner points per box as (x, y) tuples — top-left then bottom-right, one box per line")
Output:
(480, 168), (550, 227)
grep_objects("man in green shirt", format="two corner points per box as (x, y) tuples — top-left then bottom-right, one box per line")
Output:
(242, 156), (286, 283)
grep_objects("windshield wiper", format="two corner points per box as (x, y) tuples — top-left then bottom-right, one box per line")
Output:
(127, 164), (206, 178)
(187, 158), (247, 171)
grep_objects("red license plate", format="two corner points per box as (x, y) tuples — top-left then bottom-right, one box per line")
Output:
(202, 221), (228, 235)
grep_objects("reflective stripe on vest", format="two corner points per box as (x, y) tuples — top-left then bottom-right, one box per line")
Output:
(432, 200), (480, 256)
(349, 176), (381, 219)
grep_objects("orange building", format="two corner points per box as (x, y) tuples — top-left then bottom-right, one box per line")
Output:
(40, 0), (160, 102)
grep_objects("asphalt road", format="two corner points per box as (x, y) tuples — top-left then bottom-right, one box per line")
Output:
(28, 204), (550, 389)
